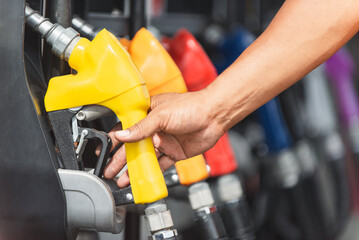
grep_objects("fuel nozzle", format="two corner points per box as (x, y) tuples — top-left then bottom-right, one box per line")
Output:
(25, 5), (80, 60)
(163, 29), (238, 177)
(25, 5), (168, 204)
(128, 27), (210, 185)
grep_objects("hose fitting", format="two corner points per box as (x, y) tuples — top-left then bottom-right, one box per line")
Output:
(25, 5), (80, 60)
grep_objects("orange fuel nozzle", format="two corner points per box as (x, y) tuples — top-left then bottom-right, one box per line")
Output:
(175, 155), (208, 186)
(127, 28), (209, 185)
(45, 29), (168, 204)
(128, 28), (188, 95)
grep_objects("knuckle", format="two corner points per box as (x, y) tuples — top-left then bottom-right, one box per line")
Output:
(132, 123), (146, 139)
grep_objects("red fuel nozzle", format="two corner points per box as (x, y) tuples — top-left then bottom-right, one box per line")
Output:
(164, 29), (237, 176)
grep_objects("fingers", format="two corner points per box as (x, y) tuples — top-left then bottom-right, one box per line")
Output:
(104, 137), (173, 180)
(116, 170), (130, 188)
(104, 132), (173, 184)
(150, 93), (178, 109)
(114, 93), (181, 144)
(111, 133), (177, 187)
(107, 122), (123, 152)
(103, 144), (126, 179)
(116, 154), (176, 188)
(158, 155), (176, 172)
(96, 122), (123, 155)
(97, 94), (174, 154)
(114, 111), (163, 143)
(153, 132), (187, 161)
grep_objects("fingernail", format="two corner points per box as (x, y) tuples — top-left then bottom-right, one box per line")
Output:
(152, 134), (160, 146)
(116, 129), (130, 138)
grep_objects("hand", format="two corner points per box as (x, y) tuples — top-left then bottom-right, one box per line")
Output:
(102, 90), (224, 187)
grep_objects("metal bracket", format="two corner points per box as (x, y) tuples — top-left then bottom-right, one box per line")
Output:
(103, 178), (135, 205)
(163, 166), (180, 187)
(58, 169), (126, 233)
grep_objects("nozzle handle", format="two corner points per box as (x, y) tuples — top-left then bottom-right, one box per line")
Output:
(45, 30), (168, 204)
(101, 86), (168, 204)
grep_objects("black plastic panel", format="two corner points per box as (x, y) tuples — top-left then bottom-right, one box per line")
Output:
(0, 1), (67, 239)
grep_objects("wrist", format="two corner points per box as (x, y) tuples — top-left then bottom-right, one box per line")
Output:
(198, 83), (232, 133)
(203, 70), (259, 132)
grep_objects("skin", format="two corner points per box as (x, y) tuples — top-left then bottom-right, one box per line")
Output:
(102, 0), (359, 187)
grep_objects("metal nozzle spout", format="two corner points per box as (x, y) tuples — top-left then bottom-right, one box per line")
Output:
(25, 5), (80, 61)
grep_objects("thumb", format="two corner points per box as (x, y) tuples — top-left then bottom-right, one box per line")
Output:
(114, 112), (162, 143)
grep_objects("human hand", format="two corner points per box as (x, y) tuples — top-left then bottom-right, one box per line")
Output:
(102, 90), (224, 187)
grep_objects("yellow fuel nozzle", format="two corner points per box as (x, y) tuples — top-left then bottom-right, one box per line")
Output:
(128, 28), (209, 185)
(45, 29), (168, 204)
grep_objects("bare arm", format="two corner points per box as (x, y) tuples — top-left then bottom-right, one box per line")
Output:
(105, 0), (359, 186)
(208, 0), (359, 132)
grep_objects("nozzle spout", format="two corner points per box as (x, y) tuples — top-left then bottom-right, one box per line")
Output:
(25, 5), (80, 60)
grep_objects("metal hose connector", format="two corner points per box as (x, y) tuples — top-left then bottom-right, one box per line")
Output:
(144, 200), (179, 240)
(25, 5), (80, 61)
(72, 17), (99, 40)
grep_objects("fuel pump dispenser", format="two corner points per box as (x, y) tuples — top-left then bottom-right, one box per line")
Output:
(0, 1), (67, 238)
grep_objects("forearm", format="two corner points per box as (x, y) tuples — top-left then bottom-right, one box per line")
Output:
(206, 0), (359, 131)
